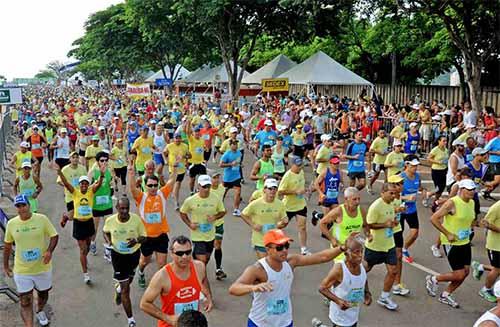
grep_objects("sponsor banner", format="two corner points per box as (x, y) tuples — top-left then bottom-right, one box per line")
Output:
(126, 83), (151, 97)
(261, 78), (289, 92)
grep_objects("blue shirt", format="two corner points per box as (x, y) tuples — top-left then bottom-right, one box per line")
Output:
(255, 130), (278, 150)
(346, 141), (367, 173)
(485, 137), (500, 163)
(221, 150), (242, 182)
(282, 134), (293, 151)
(401, 171), (420, 214)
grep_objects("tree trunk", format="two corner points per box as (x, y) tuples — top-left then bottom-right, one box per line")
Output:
(463, 56), (483, 112)
(391, 52), (397, 103)
(453, 62), (469, 103)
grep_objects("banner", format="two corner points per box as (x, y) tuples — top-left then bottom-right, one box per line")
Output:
(0, 88), (22, 104)
(155, 78), (173, 87)
(126, 83), (151, 97)
(261, 78), (289, 92)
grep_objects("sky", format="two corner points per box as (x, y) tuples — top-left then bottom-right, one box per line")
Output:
(0, 0), (123, 80)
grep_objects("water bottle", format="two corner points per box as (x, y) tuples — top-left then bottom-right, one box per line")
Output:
(311, 317), (328, 327)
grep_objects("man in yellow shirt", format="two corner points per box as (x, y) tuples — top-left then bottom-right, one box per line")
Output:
(163, 133), (190, 209)
(132, 126), (154, 175)
(364, 183), (399, 311)
(384, 139), (405, 178)
(85, 135), (103, 171)
(368, 129), (389, 194)
(185, 120), (207, 195)
(4, 194), (58, 327)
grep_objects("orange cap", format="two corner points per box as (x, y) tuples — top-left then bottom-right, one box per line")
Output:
(263, 229), (293, 246)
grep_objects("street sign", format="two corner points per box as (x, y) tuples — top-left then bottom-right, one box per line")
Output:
(155, 78), (173, 87)
(261, 78), (289, 92)
(0, 88), (22, 104)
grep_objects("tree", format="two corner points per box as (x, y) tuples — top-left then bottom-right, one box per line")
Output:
(34, 70), (56, 79)
(46, 60), (68, 81)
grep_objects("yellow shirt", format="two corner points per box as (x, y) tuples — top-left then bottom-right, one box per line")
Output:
(188, 135), (205, 164)
(440, 196), (475, 246)
(180, 192), (225, 242)
(72, 189), (95, 221)
(220, 138), (241, 154)
(456, 131), (470, 143)
(365, 198), (395, 252)
(57, 164), (87, 203)
(485, 200), (500, 251)
(392, 198), (403, 233)
(4, 213), (58, 275)
(15, 151), (32, 177)
(291, 131), (306, 146)
(390, 125), (405, 140)
(278, 169), (306, 212)
(384, 151), (405, 177)
(370, 137), (389, 164)
(250, 189), (263, 202)
(211, 185), (226, 227)
(242, 197), (286, 247)
(111, 146), (127, 169)
(85, 145), (103, 169)
(316, 145), (333, 174)
(165, 142), (189, 174)
(429, 146), (448, 170)
(103, 213), (146, 254)
(132, 137), (154, 171)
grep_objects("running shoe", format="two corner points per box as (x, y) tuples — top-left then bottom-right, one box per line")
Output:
(215, 269), (227, 280)
(84, 273), (91, 285)
(402, 249), (414, 263)
(366, 186), (374, 195)
(430, 245), (442, 258)
(128, 320), (137, 327)
(175, 203), (180, 211)
(422, 196), (430, 208)
(60, 212), (69, 228)
(90, 242), (97, 256)
(233, 209), (241, 217)
(138, 272), (146, 289)
(103, 247), (112, 263)
(471, 261), (484, 280)
(114, 283), (122, 306)
(35, 311), (49, 326)
(425, 275), (438, 297)
(438, 293), (459, 308)
(479, 288), (497, 303)
(376, 295), (398, 310)
(392, 284), (410, 296)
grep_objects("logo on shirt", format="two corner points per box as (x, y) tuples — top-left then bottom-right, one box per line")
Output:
(176, 286), (198, 299)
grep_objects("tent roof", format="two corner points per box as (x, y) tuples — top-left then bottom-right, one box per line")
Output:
(181, 62), (250, 83)
(145, 65), (190, 82)
(242, 54), (296, 84)
(278, 51), (372, 86)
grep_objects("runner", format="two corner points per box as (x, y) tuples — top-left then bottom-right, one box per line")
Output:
(315, 156), (343, 217)
(85, 135), (103, 171)
(14, 162), (43, 213)
(219, 139), (242, 216)
(344, 130), (368, 191)
(3, 194), (59, 327)
(139, 235), (213, 327)
(272, 136), (287, 178)
(250, 144), (275, 190)
(179, 175), (226, 265)
(153, 122), (169, 176)
(367, 129), (389, 194)
(25, 125), (47, 177)
(229, 229), (348, 327)
(58, 151), (87, 227)
(446, 139), (466, 191)
(425, 136), (449, 206)
(164, 133), (190, 209)
(472, 281), (500, 327)
(427, 179), (476, 308)
(403, 122), (420, 155)
(110, 138), (128, 196)
(210, 172), (228, 280)
(132, 126), (154, 175)
(383, 139), (405, 178)
(103, 198), (146, 327)
(51, 128), (71, 169)
(11, 141), (33, 178)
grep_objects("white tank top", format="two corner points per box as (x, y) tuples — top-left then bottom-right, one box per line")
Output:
(473, 309), (500, 327)
(153, 132), (166, 154)
(446, 152), (465, 186)
(329, 261), (366, 326)
(248, 258), (293, 327)
(56, 136), (70, 159)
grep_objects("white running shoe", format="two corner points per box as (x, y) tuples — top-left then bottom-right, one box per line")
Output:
(392, 284), (410, 296)
(425, 275), (438, 297)
(233, 209), (241, 217)
(90, 242), (97, 256)
(430, 245), (442, 258)
(377, 295), (398, 310)
(84, 273), (91, 285)
(36, 311), (49, 326)
(438, 293), (460, 308)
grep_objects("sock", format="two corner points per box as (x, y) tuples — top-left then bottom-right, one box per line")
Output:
(482, 286), (491, 292)
(442, 291), (450, 297)
(138, 268), (144, 275)
(431, 276), (438, 284)
(478, 264), (485, 271)
(116, 284), (121, 293)
(381, 291), (390, 299)
(214, 249), (223, 270)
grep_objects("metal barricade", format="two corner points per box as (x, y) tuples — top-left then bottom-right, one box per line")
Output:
(0, 107), (14, 201)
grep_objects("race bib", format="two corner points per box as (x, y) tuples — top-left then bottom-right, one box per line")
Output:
(71, 178), (79, 187)
(297, 194), (304, 199)
(203, 134), (210, 140)
(95, 195), (110, 205)
(410, 144), (417, 151)
(295, 139), (303, 146)
(266, 298), (289, 315)
(22, 248), (41, 262)
(457, 228), (470, 240)
(199, 223), (213, 233)
(398, 161), (405, 168)
(142, 147), (151, 154)
(466, 154), (473, 162)
(262, 223), (276, 233)
(231, 165), (240, 172)
(346, 288), (364, 306)
(396, 212), (401, 223)
(274, 159), (285, 170)
(117, 241), (131, 253)
(326, 190), (338, 199)
(32, 143), (41, 150)
(59, 148), (69, 157)
(195, 147), (203, 154)
(116, 158), (124, 165)
(78, 205), (92, 216)
(145, 212), (161, 224)
(353, 160), (363, 168)
(174, 300), (199, 316)
(385, 228), (394, 238)
(22, 188), (35, 197)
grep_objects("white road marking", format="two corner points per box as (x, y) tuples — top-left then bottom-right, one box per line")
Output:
(404, 261), (440, 276)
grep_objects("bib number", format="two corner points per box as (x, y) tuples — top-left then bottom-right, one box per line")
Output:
(262, 223), (276, 233)
(32, 143), (41, 150)
(457, 229), (470, 240)
(142, 147), (151, 154)
(174, 300), (199, 316)
(22, 248), (41, 262)
(326, 190), (338, 199)
(199, 223), (213, 233)
(195, 147), (203, 154)
(266, 298), (289, 315)
(353, 160), (363, 168)
(385, 228), (394, 238)
(78, 205), (92, 216)
(22, 188), (34, 197)
(117, 241), (131, 253)
(203, 134), (210, 140)
(95, 195), (110, 205)
(71, 178), (79, 187)
(145, 212), (161, 224)
(410, 144), (417, 151)
(274, 159), (284, 171)
(346, 288), (364, 305)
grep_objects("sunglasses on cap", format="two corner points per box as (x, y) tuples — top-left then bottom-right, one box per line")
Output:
(147, 183), (159, 188)
(200, 184), (211, 189)
(173, 249), (192, 257)
(269, 242), (290, 251)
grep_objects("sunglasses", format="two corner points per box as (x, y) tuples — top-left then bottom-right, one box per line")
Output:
(15, 203), (27, 208)
(200, 185), (211, 189)
(266, 186), (278, 190)
(147, 183), (159, 188)
(99, 159), (109, 162)
(174, 249), (192, 257)
(270, 242), (290, 251)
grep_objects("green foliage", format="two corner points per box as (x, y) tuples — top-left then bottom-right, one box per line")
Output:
(34, 70), (56, 79)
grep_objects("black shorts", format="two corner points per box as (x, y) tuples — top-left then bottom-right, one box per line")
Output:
(224, 179), (241, 189)
(140, 233), (169, 257)
(137, 170), (144, 176)
(401, 212), (419, 230)
(304, 143), (314, 151)
(111, 249), (140, 282)
(364, 247), (397, 267)
(348, 171), (366, 180)
(55, 158), (70, 169)
(372, 163), (386, 173)
(203, 149), (212, 161)
(34, 156), (44, 164)
(72, 219), (95, 241)
(79, 149), (86, 157)
(314, 134), (322, 144)
(176, 173), (185, 182)
(486, 162), (500, 180)
(93, 207), (113, 218)
(393, 231), (404, 248)
(293, 145), (304, 158)
(286, 207), (307, 219)
(189, 164), (207, 178)
(66, 201), (74, 211)
(443, 243), (471, 270)
(193, 240), (214, 256)
(487, 249), (500, 269)
(114, 167), (127, 185)
(431, 169), (447, 194)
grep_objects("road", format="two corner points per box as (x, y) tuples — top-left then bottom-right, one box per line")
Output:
(0, 151), (496, 327)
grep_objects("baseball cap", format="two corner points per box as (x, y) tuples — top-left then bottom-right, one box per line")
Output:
(21, 162), (32, 169)
(193, 127), (201, 132)
(266, 112), (273, 118)
(264, 178), (278, 188)
(292, 157), (303, 166)
(20, 141), (30, 148)
(329, 156), (340, 164)
(128, 121), (135, 125)
(60, 128), (68, 133)
(198, 174), (212, 186)
(14, 194), (29, 206)
(174, 133), (182, 139)
(411, 104), (419, 110)
(406, 158), (420, 166)
(472, 147), (488, 156)
(230, 127), (238, 133)
(263, 229), (293, 246)
(452, 139), (466, 146)
(79, 176), (91, 184)
(393, 139), (403, 146)
(70, 151), (79, 157)
(465, 123), (476, 129)
(296, 124), (303, 128)
(388, 175), (404, 183)
(32, 125), (39, 130)
(458, 179), (476, 190)
(210, 170), (222, 177)
(264, 119), (273, 126)
(409, 122), (418, 128)
(92, 135), (100, 141)
(320, 134), (332, 141)
(98, 126), (105, 131)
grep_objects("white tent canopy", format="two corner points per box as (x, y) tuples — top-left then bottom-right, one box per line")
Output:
(145, 64), (190, 82)
(278, 51), (372, 86)
(181, 61), (250, 83)
(242, 54), (296, 84)
(180, 65), (213, 83)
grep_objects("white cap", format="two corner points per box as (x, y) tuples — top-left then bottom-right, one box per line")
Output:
(317, 107), (323, 111)
(21, 161), (32, 168)
(98, 126), (105, 131)
(411, 104), (419, 110)
(223, 114), (229, 119)
(266, 112), (273, 118)
(128, 120), (135, 125)
(452, 139), (466, 146)
(494, 280), (500, 298)
(320, 134), (332, 141)
(465, 123), (476, 129)
(201, 115), (207, 120)
(458, 179), (476, 190)
(406, 158), (420, 166)
(393, 139), (403, 146)
(432, 115), (441, 121)
(20, 141), (30, 148)
(60, 128), (68, 133)
(264, 178), (278, 188)
(79, 176), (91, 184)
(409, 122), (418, 128)
(264, 119), (273, 126)
(472, 147), (488, 156)
(230, 127), (238, 133)
(197, 174), (212, 186)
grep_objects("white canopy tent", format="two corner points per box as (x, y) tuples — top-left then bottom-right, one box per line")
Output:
(242, 54), (296, 85)
(145, 64), (190, 83)
(180, 65), (214, 84)
(180, 62), (249, 84)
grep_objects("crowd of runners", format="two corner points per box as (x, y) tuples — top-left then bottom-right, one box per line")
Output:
(2, 85), (500, 327)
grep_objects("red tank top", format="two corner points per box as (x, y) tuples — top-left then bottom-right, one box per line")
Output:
(30, 134), (43, 157)
(159, 261), (202, 327)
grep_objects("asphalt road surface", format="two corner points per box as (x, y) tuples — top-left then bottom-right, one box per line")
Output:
(0, 152), (496, 327)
